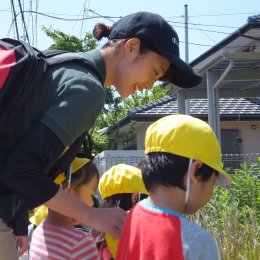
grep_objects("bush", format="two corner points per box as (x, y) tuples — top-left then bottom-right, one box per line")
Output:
(189, 159), (260, 260)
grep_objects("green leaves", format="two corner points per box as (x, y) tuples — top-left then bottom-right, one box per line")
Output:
(42, 26), (96, 52)
(92, 85), (167, 153)
(189, 160), (260, 259)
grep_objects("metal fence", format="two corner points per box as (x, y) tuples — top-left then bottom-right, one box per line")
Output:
(94, 151), (260, 174)
(222, 153), (260, 170)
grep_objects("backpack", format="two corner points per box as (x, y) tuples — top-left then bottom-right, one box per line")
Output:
(0, 38), (98, 186)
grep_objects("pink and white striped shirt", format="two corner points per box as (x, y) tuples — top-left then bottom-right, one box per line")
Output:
(29, 221), (99, 260)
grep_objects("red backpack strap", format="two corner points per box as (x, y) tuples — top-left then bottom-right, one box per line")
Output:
(0, 45), (16, 90)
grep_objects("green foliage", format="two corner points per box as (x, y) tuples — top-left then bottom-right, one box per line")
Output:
(42, 26), (96, 52)
(92, 85), (168, 153)
(189, 160), (260, 260)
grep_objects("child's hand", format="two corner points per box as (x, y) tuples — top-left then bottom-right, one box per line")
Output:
(16, 235), (29, 256)
(88, 207), (127, 239)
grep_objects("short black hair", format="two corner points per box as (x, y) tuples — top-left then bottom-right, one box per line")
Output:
(140, 152), (217, 192)
(63, 162), (99, 190)
(100, 193), (148, 212)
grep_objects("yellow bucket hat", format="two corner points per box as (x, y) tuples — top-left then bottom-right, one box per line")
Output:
(99, 164), (148, 200)
(29, 157), (90, 226)
(54, 157), (90, 184)
(99, 164), (148, 258)
(145, 114), (231, 186)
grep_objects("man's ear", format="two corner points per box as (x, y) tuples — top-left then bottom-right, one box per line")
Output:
(190, 160), (203, 184)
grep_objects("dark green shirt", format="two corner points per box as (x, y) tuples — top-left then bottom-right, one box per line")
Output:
(0, 49), (106, 221)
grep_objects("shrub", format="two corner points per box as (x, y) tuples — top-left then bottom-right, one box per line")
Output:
(189, 159), (260, 260)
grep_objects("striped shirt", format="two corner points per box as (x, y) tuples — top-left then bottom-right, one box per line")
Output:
(29, 221), (99, 260)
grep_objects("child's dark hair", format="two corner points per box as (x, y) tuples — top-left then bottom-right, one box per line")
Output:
(92, 22), (157, 54)
(64, 162), (99, 190)
(92, 192), (147, 252)
(140, 152), (218, 192)
(100, 193), (147, 211)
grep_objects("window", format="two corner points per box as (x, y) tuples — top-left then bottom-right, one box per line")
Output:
(221, 129), (242, 154)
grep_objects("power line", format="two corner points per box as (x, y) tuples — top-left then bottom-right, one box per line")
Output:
(10, 0), (19, 39)
(10, 9), (235, 35)
(167, 20), (239, 29)
(70, 0), (88, 36)
(168, 21), (232, 35)
(88, 9), (120, 22)
(189, 11), (260, 17)
(188, 17), (218, 44)
(13, 9), (122, 21)
(17, 0), (30, 43)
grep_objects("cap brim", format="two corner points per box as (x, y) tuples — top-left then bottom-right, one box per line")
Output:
(216, 169), (232, 187)
(158, 48), (202, 88)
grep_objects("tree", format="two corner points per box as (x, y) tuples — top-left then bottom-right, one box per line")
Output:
(92, 85), (167, 153)
(42, 26), (96, 52)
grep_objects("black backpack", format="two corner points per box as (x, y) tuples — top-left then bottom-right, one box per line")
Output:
(0, 38), (98, 182)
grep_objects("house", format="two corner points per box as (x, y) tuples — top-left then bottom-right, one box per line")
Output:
(107, 97), (260, 154)
(176, 14), (260, 140)
(95, 16), (260, 172)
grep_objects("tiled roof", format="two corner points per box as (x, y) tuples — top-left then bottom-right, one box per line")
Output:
(130, 97), (260, 117)
(109, 97), (260, 132)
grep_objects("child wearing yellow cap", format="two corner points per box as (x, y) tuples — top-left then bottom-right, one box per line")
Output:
(117, 115), (231, 260)
(29, 158), (100, 260)
(93, 164), (148, 260)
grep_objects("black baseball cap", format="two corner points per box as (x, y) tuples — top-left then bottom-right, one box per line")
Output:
(110, 12), (202, 88)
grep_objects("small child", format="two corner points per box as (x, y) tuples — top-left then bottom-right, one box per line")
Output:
(29, 158), (100, 260)
(117, 115), (231, 260)
(93, 164), (148, 260)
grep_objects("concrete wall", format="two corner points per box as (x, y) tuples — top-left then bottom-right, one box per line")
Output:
(134, 120), (260, 153)
(220, 121), (260, 153)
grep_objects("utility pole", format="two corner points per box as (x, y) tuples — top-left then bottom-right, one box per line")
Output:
(184, 4), (190, 115)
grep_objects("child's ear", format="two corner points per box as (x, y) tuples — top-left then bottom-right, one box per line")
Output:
(63, 186), (72, 193)
(131, 193), (139, 205)
(190, 160), (203, 184)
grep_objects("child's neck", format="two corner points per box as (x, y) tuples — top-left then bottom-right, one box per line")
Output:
(45, 209), (74, 227)
(147, 186), (185, 213)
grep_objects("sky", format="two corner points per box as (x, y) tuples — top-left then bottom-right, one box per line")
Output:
(0, 0), (259, 62)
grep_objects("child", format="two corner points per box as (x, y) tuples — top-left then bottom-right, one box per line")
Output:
(93, 164), (148, 260)
(29, 158), (100, 260)
(116, 115), (231, 260)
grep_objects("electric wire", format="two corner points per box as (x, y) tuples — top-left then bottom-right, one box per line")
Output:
(188, 17), (218, 44)
(17, 0), (30, 43)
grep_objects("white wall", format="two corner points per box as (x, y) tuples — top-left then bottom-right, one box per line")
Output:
(95, 150), (145, 174)
(136, 122), (151, 150)
(220, 121), (260, 153)
(134, 120), (260, 153)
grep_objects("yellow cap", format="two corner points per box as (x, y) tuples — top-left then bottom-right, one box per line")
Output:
(29, 205), (48, 226)
(99, 164), (148, 200)
(54, 157), (90, 184)
(99, 164), (148, 257)
(105, 233), (118, 259)
(30, 157), (91, 226)
(145, 115), (231, 186)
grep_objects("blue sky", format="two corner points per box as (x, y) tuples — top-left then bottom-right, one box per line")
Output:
(1, 0), (259, 61)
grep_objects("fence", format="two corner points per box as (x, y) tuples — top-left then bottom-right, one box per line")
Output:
(94, 150), (260, 174)
(222, 153), (260, 170)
